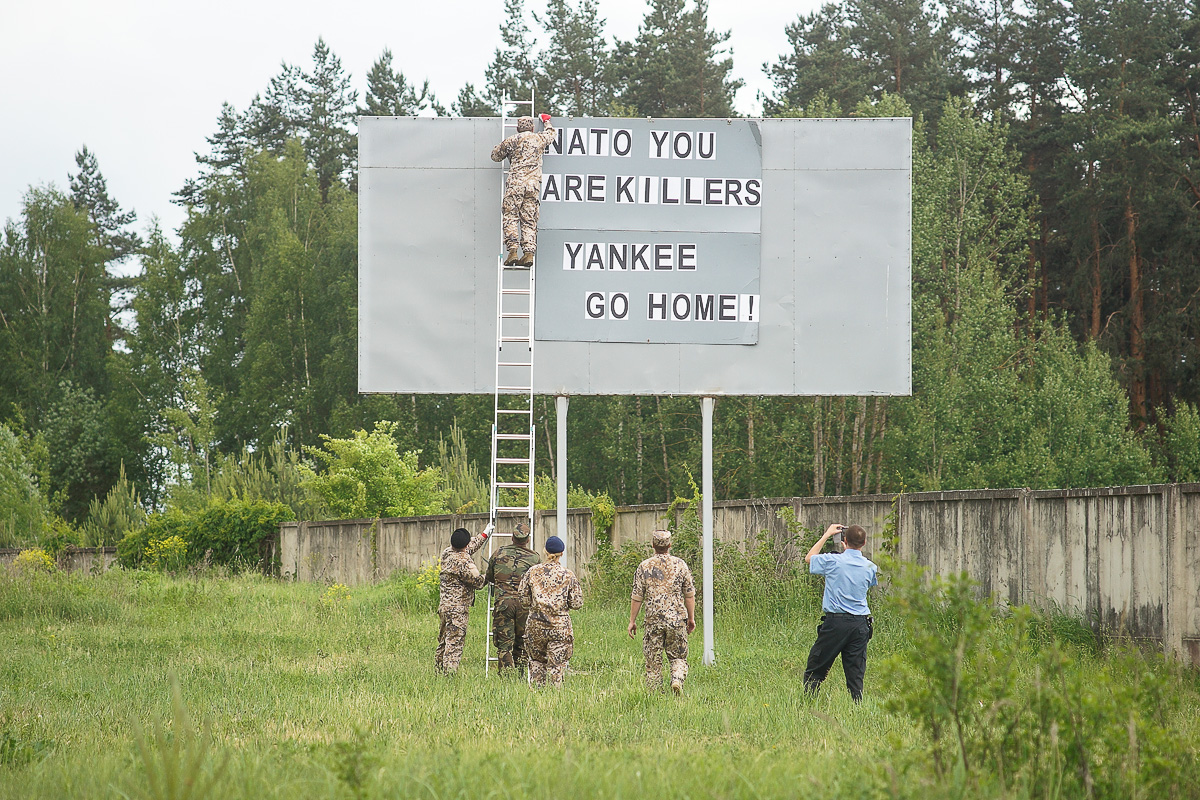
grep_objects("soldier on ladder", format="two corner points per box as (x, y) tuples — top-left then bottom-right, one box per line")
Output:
(491, 113), (555, 267)
(484, 93), (542, 677)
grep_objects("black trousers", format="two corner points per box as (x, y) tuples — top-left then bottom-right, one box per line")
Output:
(803, 612), (872, 702)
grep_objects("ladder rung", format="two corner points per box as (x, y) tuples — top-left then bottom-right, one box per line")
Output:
(495, 506), (531, 512)
(502, 289), (531, 295)
(498, 361), (532, 368)
(500, 336), (531, 343)
(501, 312), (530, 319)
(497, 385), (531, 392)
(496, 409), (531, 415)
(504, 100), (533, 105)
(495, 457), (530, 464)
(495, 433), (532, 440)
(495, 482), (531, 489)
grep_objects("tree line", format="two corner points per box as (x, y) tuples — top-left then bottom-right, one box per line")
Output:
(2, 0), (1199, 549)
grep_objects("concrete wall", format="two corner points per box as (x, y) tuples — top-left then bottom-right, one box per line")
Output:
(896, 485), (1200, 665)
(0, 546), (118, 573)
(278, 484), (1200, 665)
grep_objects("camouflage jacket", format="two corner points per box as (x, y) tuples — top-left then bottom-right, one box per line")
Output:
(485, 544), (541, 600)
(518, 560), (583, 622)
(437, 534), (487, 613)
(632, 553), (695, 626)
(490, 123), (556, 184)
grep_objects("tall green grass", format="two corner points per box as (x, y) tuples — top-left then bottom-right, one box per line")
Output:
(0, 566), (1196, 799)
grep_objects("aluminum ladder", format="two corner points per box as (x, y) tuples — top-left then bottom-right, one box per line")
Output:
(484, 90), (537, 676)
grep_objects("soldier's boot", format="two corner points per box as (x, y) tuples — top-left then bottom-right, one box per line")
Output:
(504, 248), (520, 266)
(670, 678), (683, 696)
(516, 250), (535, 267)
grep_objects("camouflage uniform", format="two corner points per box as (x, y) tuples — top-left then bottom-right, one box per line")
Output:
(632, 553), (696, 690)
(485, 541), (541, 672)
(517, 560), (583, 687)
(435, 534), (487, 674)
(491, 118), (556, 257)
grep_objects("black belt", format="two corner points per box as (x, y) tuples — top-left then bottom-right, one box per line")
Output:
(824, 612), (870, 618)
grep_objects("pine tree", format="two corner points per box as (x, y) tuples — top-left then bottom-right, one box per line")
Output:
(763, 3), (871, 116)
(487, 0), (539, 106)
(299, 38), (359, 202)
(535, 0), (613, 116)
(361, 49), (444, 116)
(613, 0), (743, 118)
(69, 146), (140, 263)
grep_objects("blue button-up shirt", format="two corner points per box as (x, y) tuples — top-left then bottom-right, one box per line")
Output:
(809, 549), (878, 615)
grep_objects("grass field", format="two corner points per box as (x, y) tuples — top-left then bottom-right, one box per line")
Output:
(1, 567), (1197, 799)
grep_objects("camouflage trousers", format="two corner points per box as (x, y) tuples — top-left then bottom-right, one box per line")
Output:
(435, 608), (470, 674)
(643, 621), (689, 690)
(525, 616), (573, 687)
(501, 177), (540, 254)
(491, 596), (529, 672)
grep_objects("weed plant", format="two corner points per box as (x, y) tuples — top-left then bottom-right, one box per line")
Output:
(0, 562), (1196, 799)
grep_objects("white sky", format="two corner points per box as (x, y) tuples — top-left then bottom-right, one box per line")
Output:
(0, 0), (818, 239)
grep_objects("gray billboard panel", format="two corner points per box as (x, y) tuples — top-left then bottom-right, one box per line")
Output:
(359, 116), (910, 396)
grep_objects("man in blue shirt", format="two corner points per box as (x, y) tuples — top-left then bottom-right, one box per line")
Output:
(803, 523), (878, 702)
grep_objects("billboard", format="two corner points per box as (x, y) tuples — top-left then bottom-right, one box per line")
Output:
(536, 119), (761, 345)
(359, 116), (911, 396)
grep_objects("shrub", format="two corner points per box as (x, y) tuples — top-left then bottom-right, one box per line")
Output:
(118, 500), (293, 572)
(300, 422), (449, 519)
(83, 462), (146, 546)
(880, 560), (1200, 796)
(13, 547), (56, 574)
(145, 536), (188, 573)
(0, 422), (48, 548)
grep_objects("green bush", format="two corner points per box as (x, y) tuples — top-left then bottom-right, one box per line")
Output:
(117, 500), (293, 571)
(0, 422), (48, 548)
(300, 421), (449, 519)
(880, 560), (1200, 797)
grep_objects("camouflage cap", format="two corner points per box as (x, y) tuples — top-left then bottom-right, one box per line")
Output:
(652, 530), (672, 547)
(513, 522), (530, 540)
(517, 116), (534, 132)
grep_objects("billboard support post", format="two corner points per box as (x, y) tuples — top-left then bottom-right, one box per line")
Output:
(702, 395), (715, 666)
(556, 395), (568, 545)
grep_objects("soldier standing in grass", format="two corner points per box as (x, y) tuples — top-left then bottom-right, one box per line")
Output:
(803, 523), (878, 702)
(628, 529), (696, 695)
(484, 521), (540, 674)
(491, 113), (556, 267)
(517, 535), (583, 687)
(435, 524), (491, 674)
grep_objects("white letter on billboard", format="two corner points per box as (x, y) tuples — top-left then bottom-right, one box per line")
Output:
(739, 294), (760, 322)
(586, 243), (604, 270)
(615, 176), (636, 203)
(718, 295), (737, 321)
(640, 176), (659, 204)
(672, 293), (691, 320)
(673, 131), (693, 159)
(661, 177), (681, 205)
(678, 244), (697, 270)
(564, 242), (583, 270)
(589, 128), (609, 156)
(650, 130), (670, 159)
(609, 292), (629, 319)
(648, 293), (668, 320)
(586, 292), (605, 319)
(612, 129), (633, 157)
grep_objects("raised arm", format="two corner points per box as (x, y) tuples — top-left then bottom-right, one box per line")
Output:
(806, 524), (844, 565)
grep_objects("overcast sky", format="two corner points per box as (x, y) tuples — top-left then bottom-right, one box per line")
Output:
(1, 0), (820, 239)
